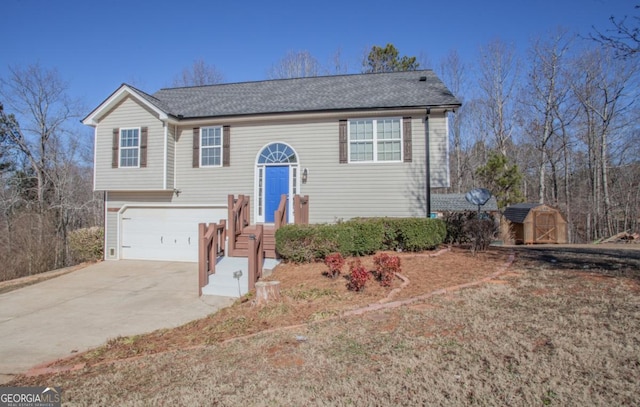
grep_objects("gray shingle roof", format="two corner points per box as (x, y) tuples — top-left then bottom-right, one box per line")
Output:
(504, 203), (542, 223)
(149, 70), (460, 118)
(431, 194), (499, 212)
(127, 84), (173, 114)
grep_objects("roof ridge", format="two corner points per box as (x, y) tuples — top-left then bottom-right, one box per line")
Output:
(157, 69), (437, 92)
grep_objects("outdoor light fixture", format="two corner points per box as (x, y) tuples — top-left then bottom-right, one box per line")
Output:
(302, 168), (308, 184)
(233, 270), (243, 297)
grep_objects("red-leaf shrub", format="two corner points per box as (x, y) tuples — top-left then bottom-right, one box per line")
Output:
(324, 252), (345, 278)
(347, 259), (370, 292)
(373, 253), (401, 287)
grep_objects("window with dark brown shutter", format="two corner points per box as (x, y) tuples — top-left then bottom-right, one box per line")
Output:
(223, 125), (230, 167)
(339, 120), (347, 164)
(403, 117), (412, 162)
(140, 127), (148, 167)
(192, 127), (200, 168)
(112, 128), (119, 168)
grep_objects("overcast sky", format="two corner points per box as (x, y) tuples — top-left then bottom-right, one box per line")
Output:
(1, 0), (633, 113)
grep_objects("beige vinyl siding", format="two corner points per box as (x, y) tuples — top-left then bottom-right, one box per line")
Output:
(170, 112), (449, 223)
(428, 113), (449, 189)
(105, 210), (118, 259)
(94, 97), (166, 190)
(166, 124), (175, 189)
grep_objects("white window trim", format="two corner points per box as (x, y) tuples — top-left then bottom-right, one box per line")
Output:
(119, 127), (141, 168)
(347, 117), (403, 163)
(200, 126), (223, 168)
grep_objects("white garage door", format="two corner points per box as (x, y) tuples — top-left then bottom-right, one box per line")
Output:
(121, 207), (227, 262)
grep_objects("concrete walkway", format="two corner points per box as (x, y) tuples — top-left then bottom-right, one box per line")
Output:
(0, 261), (234, 384)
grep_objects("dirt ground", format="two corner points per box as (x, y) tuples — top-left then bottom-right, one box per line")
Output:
(16, 247), (509, 371)
(10, 243), (640, 406)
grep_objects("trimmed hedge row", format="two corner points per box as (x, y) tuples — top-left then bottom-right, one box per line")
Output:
(275, 217), (446, 263)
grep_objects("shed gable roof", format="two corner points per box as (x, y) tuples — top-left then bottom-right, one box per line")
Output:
(504, 203), (542, 224)
(83, 70), (461, 125)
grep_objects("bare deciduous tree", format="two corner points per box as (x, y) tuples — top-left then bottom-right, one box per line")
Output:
(522, 29), (573, 204)
(0, 64), (97, 276)
(0, 64), (79, 212)
(591, 4), (640, 59)
(172, 59), (224, 87)
(477, 39), (519, 156)
(569, 48), (637, 238)
(437, 50), (467, 193)
(267, 50), (322, 79)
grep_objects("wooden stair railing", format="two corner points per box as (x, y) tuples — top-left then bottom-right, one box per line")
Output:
(294, 194), (309, 225)
(198, 220), (226, 296)
(199, 194), (309, 295)
(247, 224), (264, 291)
(228, 194), (250, 257)
(274, 194), (287, 230)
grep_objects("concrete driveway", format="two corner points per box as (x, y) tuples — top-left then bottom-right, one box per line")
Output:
(0, 261), (234, 383)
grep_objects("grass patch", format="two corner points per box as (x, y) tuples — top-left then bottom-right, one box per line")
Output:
(12, 247), (640, 405)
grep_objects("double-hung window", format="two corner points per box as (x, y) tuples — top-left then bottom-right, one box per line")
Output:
(119, 128), (140, 167)
(201, 127), (222, 167)
(348, 118), (402, 162)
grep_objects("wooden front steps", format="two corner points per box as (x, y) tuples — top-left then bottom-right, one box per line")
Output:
(199, 194), (309, 296)
(232, 224), (277, 258)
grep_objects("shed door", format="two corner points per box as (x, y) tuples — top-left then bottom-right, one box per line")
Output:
(534, 212), (556, 243)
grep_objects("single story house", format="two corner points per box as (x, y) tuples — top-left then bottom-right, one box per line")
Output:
(83, 70), (461, 262)
(430, 193), (499, 218)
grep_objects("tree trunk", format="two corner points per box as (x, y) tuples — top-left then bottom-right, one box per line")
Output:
(255, 281), (281, 306)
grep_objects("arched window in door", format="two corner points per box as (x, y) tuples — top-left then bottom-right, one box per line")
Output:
(258, 143), (297, 164)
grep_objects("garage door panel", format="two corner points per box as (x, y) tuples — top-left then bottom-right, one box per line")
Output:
(121, 207), (227, 262)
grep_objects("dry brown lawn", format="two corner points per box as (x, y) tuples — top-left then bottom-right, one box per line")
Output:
(10, 246), (640, 406)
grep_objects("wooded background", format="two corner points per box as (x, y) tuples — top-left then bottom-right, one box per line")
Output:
(1, 13), (638, 280)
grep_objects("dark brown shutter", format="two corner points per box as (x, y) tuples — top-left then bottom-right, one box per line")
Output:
(223, 125), (230, 167)
(140, 127), (148, 167)
(112, 128), (119, 168)
(192, 127), (200, 168)
(403, 117), (412, 163)
(339, 120), (347, 164)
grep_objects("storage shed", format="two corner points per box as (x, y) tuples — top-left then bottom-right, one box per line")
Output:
(504, 203), (567, 244)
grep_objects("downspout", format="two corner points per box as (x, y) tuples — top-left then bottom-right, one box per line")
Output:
(425, 109), (431, 218)
(174, 124), (178, 190)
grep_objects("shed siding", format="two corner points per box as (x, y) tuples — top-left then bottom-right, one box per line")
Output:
(95, 97), (166, 190)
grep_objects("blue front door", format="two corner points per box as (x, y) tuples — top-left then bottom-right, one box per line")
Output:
(265, 166), (289, 222)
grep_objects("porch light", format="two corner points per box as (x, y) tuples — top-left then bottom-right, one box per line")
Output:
(302, 168), (308, 184)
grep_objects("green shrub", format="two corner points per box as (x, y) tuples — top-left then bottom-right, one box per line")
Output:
(68, 226), (104, 263)
(343, 219), (385, 256)
(275, 225), (322, 263)
(394, 218), (446, 251)
(276, 217), (446, 263)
